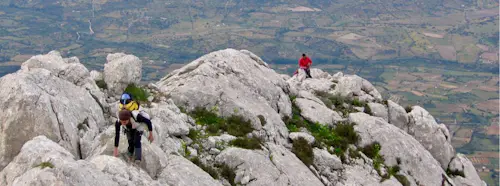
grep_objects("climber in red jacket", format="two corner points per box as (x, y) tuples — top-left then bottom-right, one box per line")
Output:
(299, 53), (312, 78)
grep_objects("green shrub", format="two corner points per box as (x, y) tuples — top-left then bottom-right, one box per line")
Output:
(361, 142), (384, 175)
(364, 104), (372, 115)
(351, 98), (366, 107)
(225, 115), (254, 137)
(394, 174), (411, 186)
(404, 105), (413, 113)
(188, 107), (254, 137)
(124, 84), (150, 102)
(218, 164), (236, 186)
(446, 168), (465, 177)
(95, 80), (107, 89)
(292, 137), (314, 167)
(35, 162), (54, 169)
(190, 157), (219, 179)
(188, 129), (201, 141)
(230, 137), (262, 150)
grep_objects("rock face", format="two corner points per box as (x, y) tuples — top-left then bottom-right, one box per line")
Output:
(156, 49), (291, 145)
(448, 154), (487, 186)
(387, 100), (409, 132)
(0, 48), (486, 186)
(0, 136), (118, 186)
(103, 53), (142, 95)
(0, 51), (106, 171)
(408, 106), (455, 169)
(215, 145), (324, 186)
(158, 155), (222, 186)
(349, 113), (448, 186)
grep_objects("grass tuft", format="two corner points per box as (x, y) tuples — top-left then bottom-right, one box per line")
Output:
(34, 161), (54, 169)
(124, 84), (150, 102)
(229, 137), (262, 150)
(292, 137), (314, 167)
(95, 80), (108, 89)
(190, 157), (219, 179)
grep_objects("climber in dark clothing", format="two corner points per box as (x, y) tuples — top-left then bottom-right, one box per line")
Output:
(113, 109), (154, 163)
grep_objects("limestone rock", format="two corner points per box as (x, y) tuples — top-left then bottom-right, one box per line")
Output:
(387, 100), (409, 132)
(90, 70), (103, 81)
(368, 102), (388, 122)
(408, 106), (455, 169)
(0, 136), (118, 186)
(156, 49), (291, 145)
(289, 132), (315, 145)
(349, 112), (449, 186)
(0, 67), (105, 170)
(104, 53), (142, 95)
(294, 98), (343, 126)
(147, 100), (193, 137)
(90, 155), (163, 186)
(158, 155), (222, 186)
(448, 154), (487, 186)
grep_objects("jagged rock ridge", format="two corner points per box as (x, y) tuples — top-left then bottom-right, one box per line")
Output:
(0, 49), (486, 186)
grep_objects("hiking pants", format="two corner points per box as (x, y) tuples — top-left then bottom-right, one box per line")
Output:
(303, 68), (312, 78)
(126, 129), (142, 161)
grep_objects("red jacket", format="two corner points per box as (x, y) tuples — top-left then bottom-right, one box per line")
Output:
(299, 57), (312, 69)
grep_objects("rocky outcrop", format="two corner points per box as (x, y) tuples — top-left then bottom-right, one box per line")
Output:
(368, 102), (388, 122)
(0, 48), (486, 186)
(158, 155), (222, 186)
(0, 51), (107, 171)
(408, 106), (455, 169)
(103, 53), (142, 95)
(349, 112), (449, 186)
(387, 100), (409, 132)
(156, 49), (292, 145)
(448, 154), (487, 186)
(0, 136), (119, 186)
(215, 145), (324, 186)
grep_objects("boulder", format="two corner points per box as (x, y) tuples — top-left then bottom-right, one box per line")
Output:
(294, 98), (343, 126)
(156, 49), (291, 145)
(448, 154), (487, 186)
(158, 155), (222, 186)
(332, 74), (382, 102)
(387, 100), (409, 132)
(0, 67), (105, 170)
(103, 53), (142, 95)
(0, 136), (118, 186)
(289, 132), (316, 145)
(349, 112), (450, 186)
(215, 146), (323, 186)
(90, 70), (103, 81)
(408, 106), (455, 169)
(90, 155), (163, 186)
(147, 100), (194, 137)
(313, 148), (343, 183)
(87, 125), (168, 178)
(367, 102), (388, 122)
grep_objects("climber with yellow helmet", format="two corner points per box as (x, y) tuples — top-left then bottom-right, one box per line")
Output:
(113, 92), (154, 164)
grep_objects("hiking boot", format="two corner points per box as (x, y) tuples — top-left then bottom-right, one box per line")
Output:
(134, 160), (141, 166)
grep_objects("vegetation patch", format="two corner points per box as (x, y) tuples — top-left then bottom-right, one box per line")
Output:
(124, 84), (150, 102)
(95, 80), (107, 89)
(364, 104), (373, 115)
(188, 107), (254, 137)
(190, 157), (219, 179)
(292, 137), (314, 167)
(360, 142), (384, 175)
(314, 91), (360, 115)
(404, 105), (413, 113)
(217, 163), (237, 186)
(34, 161), (54, 169)
(229, 136), (263, 150)
(285, 101), (360, 157)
